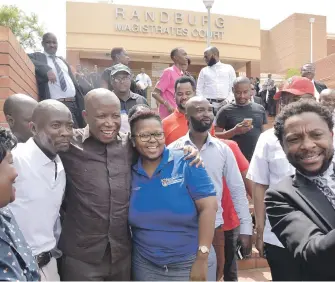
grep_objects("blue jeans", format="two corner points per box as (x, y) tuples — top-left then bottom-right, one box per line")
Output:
(132, 245), (217, 281)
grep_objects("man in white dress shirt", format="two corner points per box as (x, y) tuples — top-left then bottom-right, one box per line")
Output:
(196, 46), (236, 115)
(135, 68), (152, 98)
(29, 33), (85, 128)
(9, 100), (74, 281)
(247, 77), (315, 280)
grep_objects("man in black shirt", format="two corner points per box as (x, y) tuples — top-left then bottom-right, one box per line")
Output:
(215, 77), (267, 161)
(101, 47), (144, 96)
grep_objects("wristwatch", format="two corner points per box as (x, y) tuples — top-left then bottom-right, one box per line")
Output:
(198, 246), (210, 254)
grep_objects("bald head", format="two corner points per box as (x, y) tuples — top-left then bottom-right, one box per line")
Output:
(84, 88), (120, 113)
(320, 88), (335, 112)
(301, 63), (316, 80)
(233, 76), (251, 90)
(205, 46), (219, 57)
(4, 94), (37, 116)
(185, 96), (210, 114)
(83, 88), (122, 143)
(4, 94), (38, 142)
(32, 99), (71, 125)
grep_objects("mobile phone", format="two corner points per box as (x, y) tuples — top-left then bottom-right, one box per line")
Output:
(236, 245), (244, 260)
(243, 118), (253, 126)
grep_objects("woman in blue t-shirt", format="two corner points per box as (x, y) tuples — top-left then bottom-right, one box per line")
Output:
(128, 108), (218, 281)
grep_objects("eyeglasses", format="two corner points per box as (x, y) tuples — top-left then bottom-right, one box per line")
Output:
(113, 76), (131, 83)
(132, 132), (165, 142)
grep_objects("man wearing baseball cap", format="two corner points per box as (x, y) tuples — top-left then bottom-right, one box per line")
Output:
(274, 75), (315, 105)
(247, 76), (315, 280)
(110, 64), (149, 132)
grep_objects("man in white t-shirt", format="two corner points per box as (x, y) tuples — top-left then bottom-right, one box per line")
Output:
(247, 76), (315, 280)
(135, 68), (152, 99)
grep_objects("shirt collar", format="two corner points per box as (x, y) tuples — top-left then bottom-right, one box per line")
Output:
(0, 207), (12, 220)
(26, 138), (56, 166)
(117, 91), (137, 103)
(210, 61), (222, 68)
(183, 131), (214, 148)
(172, 65), (183, 76)
(44, 51), (55, 58)
(133, 146), (173, 176)
(174, 108), (186, 118)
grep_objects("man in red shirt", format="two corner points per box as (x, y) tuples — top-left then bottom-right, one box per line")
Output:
(162, 76), (215, 145)
(220, 139), (251, 281)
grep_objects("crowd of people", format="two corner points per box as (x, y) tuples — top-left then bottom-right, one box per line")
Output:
(1, 30), (335, 282)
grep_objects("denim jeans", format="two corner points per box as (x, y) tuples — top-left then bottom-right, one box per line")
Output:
(224, 226), (240, 281)
(132, 245), (217, 281)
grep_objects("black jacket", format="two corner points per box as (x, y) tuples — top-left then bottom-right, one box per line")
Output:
(314, 80), (327, 93)
(265, 171), (335, 280)
(28, 52), (85, 127)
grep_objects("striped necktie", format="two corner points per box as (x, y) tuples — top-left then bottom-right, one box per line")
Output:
(50, 56), (67, 92)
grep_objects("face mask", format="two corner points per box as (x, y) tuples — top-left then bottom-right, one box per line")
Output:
(207, 57), (217, 67)
(190, 116), (213, 132)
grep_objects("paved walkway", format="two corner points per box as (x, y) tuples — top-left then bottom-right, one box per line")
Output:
(238, 267), (272, 281)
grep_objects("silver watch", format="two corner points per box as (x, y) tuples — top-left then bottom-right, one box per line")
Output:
(198, 246), (210, 254)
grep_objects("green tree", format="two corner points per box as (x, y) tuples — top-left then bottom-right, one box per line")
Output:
(0, 5), (44, 50)
(286, 68), (301, 79)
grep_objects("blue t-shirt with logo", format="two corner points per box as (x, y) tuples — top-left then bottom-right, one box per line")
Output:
(128, 147), (216, 266)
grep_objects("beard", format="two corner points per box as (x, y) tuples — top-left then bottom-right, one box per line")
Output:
(207, 57), (217, 67)
(189, 116), (213, 133)
(288, 152), (334, 177)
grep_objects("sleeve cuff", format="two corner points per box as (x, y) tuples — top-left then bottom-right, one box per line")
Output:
(239, 223), (253, 235)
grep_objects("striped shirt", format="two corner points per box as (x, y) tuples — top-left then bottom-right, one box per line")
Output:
(168, 132), (252, 235)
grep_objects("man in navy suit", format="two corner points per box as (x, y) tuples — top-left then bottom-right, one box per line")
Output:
(29, 33), (85, 128)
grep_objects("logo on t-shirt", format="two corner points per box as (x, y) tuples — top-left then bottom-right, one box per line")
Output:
(161, 174), (184, 187)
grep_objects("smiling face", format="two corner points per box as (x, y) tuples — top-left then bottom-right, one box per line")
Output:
(132, 118), (165, 162)
(0, 152), (18, 208)
(83, 91), (121, 144)
(282, 111), (334, 176)
(234, 82), (251, 105)
(175, 81), (195, 111)
(187, 99), (214, 133)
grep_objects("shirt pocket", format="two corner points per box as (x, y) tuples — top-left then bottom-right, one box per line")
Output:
(109, 164), (131, 204)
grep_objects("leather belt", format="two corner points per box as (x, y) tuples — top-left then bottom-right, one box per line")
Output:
(35, 251), (52, 268)
(207, 98), (226, 103)
(57, 97), (76, 102)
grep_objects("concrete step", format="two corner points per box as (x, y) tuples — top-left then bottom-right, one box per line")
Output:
(237, 247), (269, 271)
